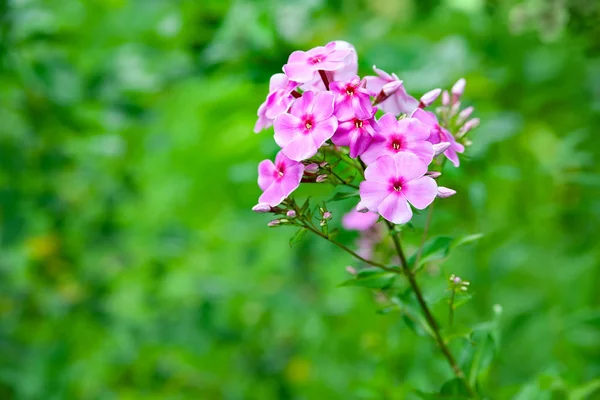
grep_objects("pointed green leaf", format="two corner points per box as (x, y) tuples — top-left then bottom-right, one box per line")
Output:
(289, 227), (308, 247)
(329, 190), (360, 202)
(339, 267), (397, 289)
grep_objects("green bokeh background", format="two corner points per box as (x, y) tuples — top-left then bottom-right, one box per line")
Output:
(1, 0), (599, 399)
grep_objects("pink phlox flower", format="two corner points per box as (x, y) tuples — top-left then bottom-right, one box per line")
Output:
(412, 108), (464, 167)
(332, 106), (379, 158)
(283, 41), (354, 84)
(360, 113), (434, 166)
(273, 90), (338, 161)
(299, 41), (358, 91)
(342, 208), (380, 231)
(359, 152), (437, 224)
(365, 66), (419, 115)
(329, 75), (374, 121)
(257, 151), (304, 207)
(254, 73), (300, 133)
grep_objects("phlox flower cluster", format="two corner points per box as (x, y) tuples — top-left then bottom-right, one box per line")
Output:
(253, 41), (478, 225)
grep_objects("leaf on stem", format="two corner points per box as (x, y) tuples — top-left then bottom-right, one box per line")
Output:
(329, 190), (360, 202)
(338, 267), (396, 289)
(289, 227), (308, 247)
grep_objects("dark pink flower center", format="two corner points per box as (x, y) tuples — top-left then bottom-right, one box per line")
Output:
(275, 163), (286, 179)
(354, 119), (363, 129)
(346, 86), (355, 96)
(307, 55), (324, 65)
(391, 178), (404, 192)
(303, 117), (314, 133)
(390, 135), (404, 151)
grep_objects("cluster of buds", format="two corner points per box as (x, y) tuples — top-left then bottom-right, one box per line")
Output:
(436, 78), (480, 148)
(449, 274), (471, 292)
(253, 41), (479, 225)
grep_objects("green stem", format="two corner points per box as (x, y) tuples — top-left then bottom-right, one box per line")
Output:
(385, 222), (478, 399)
(449, 288), (456, 328)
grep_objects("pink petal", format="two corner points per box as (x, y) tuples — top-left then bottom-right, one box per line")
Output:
(283, 62), (315, 83)
(364, 76), (387, 94)
(288, 50), (309, 64)
(378, 192), (412, 224)
(282, 134), (318, 161)
(358, 181), (390, 210)
(254, 103), (272, 133)
(393, 152), (428, 181)
(331, 120), (353, 146)
(411, 108), (438, 128)
(269, 73), (289, 92)
(377, 113), (398, 132)
(445, 147), (460, 167)
(257, 159), (276, 191)
(352, 93), (374, 120)
(364, 155), (396, 183)
(311, 92), (335, 120)
(405, 141), (434, 165)
(342, 209), (379, 231)
(360, 139), (388, 165)
(399, 118), (430, 141)
(290, 90), (315, 116)
(348, 130), (373, 158)
(402, 176), (437, 209)
(273, 113), (302, 148)
(311, 116), (338, 147)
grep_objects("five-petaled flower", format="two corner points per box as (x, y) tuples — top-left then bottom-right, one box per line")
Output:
(329, 75), (374, 121)
(274, 91), (338, 161)
(359, 152), (437, 224)
(365, 66), (419, 115)
(257, 151), (304, 207)
(412, 108), (464, 167)
(283, 42), (354, 84)
(254, 73), (300, 133)
(332, 108), (379, 158)
(361, 114), (434, 165)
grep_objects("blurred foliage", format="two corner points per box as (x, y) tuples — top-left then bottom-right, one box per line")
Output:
(0, 0), (599, 399)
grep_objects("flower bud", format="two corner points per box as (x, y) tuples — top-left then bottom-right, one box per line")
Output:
(437, 186), (456, 198)
(252, 203), (271, 213)
(426, 171), (442, 179)
(268, 220), (281, 227)
(457, 118), (480, 138)
(323, 211), (332, 220)
(450, 101), (461, 117)
(305, 163), (319, 173)
(451, 78), (466, 102)
(382, 80), (403, 96)
(286, 210), (296, 218)
(456, 106), (474, 125)
(356, 202), (369, 213)
(319, 162), (328, 168)
(432, 142), (451, 157)
(442, 90), (450, 106)
(419, 88), (441, 108)
(316, 174), (328, 183)
(346, 266), (357, 275)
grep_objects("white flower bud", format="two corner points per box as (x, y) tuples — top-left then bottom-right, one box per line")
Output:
(437, 186), (456, 198)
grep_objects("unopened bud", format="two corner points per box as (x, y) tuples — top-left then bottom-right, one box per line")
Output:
(252, 203), (271, 213)
(426, 171), (442, 179)
(268, 220), (281, 227)
(286, 210), (296, 218)
(382, 80), (403, 96)
(305, 163), (319, 173)
(346, 266), (357, 275)
(323, 211), (332, 220)
(456, 106), (474, 125)
(450, 101), (461, 117)
(432, 142), (451, 157)
(316, 174), (328, 183)
(419, 88), (441, 108)
(320, 220), (327, 227)
(356, 202), (369, 213)
(437, 186), (456, 198)
(319, 162), (328, 168)
(451, 78), (466, 102)
(442, 90), (450, 106)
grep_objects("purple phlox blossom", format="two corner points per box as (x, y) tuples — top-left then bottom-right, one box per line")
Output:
(283, 41), (354, 84)
(329, 75), (374, 121)
(274, 91), (338, 161)
(360, 113), (434, 166)
(254, 74), (300, 133)
(365, 66), (419, 115)
(332, 106), (379, 158)
(342, 208), (380, 231)
(359, 152), (437, 224)
(301, 41), (358, 91)
(257, 151), (304, 207)
(412, 108), (464, 167)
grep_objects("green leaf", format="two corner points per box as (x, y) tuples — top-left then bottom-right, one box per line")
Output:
(452, 233), (484, 249)
(300, 196), (311, 214)
(467, 331), (496, 387)
(407, 236), (454, 268)
(339, 268), (396, 289)
(328, 190), (360, 202)
(569, 378), (600, 400)
(440, 378), (472, 398)
(289, 228), (308, 247)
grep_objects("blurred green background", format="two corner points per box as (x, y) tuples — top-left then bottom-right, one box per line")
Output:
(1, 0), (599, 398)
